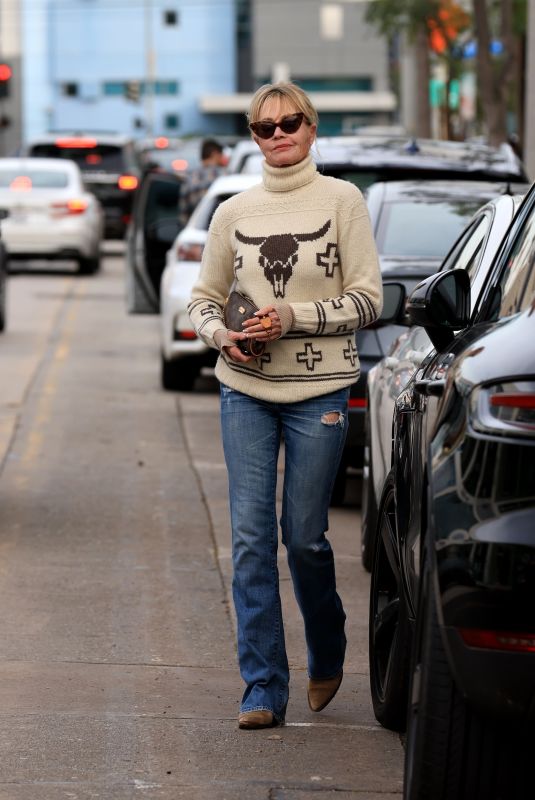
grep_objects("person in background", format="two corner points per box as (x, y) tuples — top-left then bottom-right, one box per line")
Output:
(188, 83), (382, 730)
(178, 138), (228, 227)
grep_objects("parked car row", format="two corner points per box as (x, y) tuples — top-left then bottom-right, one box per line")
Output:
(365, 179), (535, 797)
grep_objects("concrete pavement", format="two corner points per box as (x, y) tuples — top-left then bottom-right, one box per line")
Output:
(0, 250), (403, 798)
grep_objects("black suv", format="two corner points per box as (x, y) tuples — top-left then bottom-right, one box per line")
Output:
(23, 133), (141, 239)
(369, 180), (535, 798)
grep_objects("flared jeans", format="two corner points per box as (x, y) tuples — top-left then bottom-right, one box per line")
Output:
(220, 384), (349, 722)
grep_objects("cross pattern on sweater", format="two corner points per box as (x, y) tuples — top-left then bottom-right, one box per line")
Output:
(343, 338), (358, 367)
(316, 243), (340, 278)
(297, 342), (323, 372)
(258, 352), (272, 371)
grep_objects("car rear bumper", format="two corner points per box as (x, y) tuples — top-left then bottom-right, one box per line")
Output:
(3, 221), (99, 259)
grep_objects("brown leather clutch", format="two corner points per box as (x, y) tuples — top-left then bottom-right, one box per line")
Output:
(223, 290), (266, 357)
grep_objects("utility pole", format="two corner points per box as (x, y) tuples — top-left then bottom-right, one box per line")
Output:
(144, 0), (155, 136)
(525, 0), (535, 179)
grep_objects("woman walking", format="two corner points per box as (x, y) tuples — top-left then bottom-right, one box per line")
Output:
(188, 82), (382, 729)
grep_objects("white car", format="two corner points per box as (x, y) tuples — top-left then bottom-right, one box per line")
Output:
(0, 158), (104, 273)
(160, 173), (261, 390)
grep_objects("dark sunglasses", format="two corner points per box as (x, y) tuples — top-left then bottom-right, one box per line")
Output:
(249, 112), (306, 140)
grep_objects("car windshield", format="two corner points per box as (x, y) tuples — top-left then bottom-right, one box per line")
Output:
(376, 199), (485, 258)
(30, 143), (125, 173)
(0, 169), (69, 188)
(192, 192), (236, 231)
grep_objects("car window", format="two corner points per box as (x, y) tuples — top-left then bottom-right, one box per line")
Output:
(483, 205), (535, 319)
(144, 178), (182, 230)
(192, 192), (236, 231)
(375, 199), (485, 258)
(0, 169), (69, 188)
(30, 143), (126, 173)
(443, 214), (490, 280)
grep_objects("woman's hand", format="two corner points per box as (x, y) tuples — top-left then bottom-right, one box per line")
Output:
(242, 306), (282, 343)
(221, 329), (256, 363)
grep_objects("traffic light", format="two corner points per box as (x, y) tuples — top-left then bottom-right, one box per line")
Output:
(0, 63), (12, 99)
(124, 80), (141, 102)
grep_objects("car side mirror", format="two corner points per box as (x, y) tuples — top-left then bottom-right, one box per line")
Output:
(379, 282), (406, 324)
(0, 208), (9, 221)
(407, 269), (470, 350)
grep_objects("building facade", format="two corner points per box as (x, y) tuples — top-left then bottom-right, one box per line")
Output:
(202, 0), (397, 135)
(21, 0), (236, 142)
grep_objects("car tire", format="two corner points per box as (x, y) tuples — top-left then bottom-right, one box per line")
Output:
(369, 471), (411, 731)
(404, 564), (531, 800)
(161, 353), (197, 392)
(78, 254), (100, 275)
(361, 411), (378, 572)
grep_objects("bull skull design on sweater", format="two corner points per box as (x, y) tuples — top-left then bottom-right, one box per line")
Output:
(235, 220), (331, 298)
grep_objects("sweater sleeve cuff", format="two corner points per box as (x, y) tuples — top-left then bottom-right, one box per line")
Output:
(274, 303), (294, 337)
(214, 329), (234, 351)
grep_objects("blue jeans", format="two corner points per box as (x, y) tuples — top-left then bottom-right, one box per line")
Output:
(220, 384), (349, 722)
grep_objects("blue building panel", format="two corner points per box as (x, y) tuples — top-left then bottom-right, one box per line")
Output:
(22, 0), (236, 141)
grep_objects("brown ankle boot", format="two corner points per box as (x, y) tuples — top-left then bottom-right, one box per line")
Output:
(307, 670), (343, 712)
(238, 710), (276, 729)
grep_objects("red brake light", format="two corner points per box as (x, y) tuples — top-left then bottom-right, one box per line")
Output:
(177, 242), (204, 262)
(55, 137), (97, 149)
(118, 174), (138, 191)
(0, 64), (12, 81)
(177, 330), (198, 340)
(50, 199), (89, 216)
(471, 381), (535, 437)
(171, 159), (188, 172)
(459, 628), (535, 653)
(154, 137), (169, 149)
(349, 397), (367, 409)
(10, 175), (32, 191)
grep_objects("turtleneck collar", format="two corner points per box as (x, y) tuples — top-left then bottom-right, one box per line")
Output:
(262, 153), (317, 192)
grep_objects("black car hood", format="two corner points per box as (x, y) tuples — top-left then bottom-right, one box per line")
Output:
(452, 309), (535, 396)
(379, 255), (441, 280)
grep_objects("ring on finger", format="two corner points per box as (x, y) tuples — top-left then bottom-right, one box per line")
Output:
(260, 315), (272, 330)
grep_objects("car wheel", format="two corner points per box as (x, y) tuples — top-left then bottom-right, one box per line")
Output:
(78, 254), (100, 275)
(0, 270), (6, 332)
(161, 353), (197, 391)
(369, 471), (411, 731)
(404, 567), (530, 800)
(361, 411), (378, 572)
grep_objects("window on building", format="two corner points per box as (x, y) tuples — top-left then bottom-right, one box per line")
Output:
(320, 4), (344, 40)
(164, 9), (179, 26)
(164, 113), (180, 130)
(61, 82), (79, 97)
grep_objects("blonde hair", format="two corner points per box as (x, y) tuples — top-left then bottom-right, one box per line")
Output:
(247, 82), (319, 127)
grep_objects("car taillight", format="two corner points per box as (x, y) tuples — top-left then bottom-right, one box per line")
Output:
(459, 628), (535, 653)
(171, 159), (188, 172)
(118, 174), (138, 191)
(349, 397), (367, 409)
(50, 199), (88, 216)
(470, 381), (535, 437)
(10, 175), (32, 191)
(177, 242), (204, 261)
(154, 137), (169, 149)
(175, 330), (198, 340)
(55, 137), (97, 149)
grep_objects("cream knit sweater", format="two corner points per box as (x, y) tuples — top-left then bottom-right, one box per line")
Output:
(188, 154), (382, 403)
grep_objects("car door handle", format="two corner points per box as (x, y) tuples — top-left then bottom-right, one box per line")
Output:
(414, 379), (446, 397)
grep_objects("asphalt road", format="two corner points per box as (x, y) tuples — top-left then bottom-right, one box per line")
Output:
(0, 247), (403, 799)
